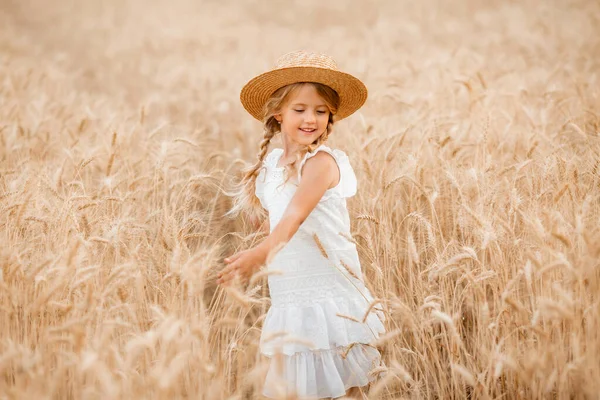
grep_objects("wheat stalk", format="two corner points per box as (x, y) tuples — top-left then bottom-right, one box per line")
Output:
(340, 259), (360, 280)
(335, 313), (361, 323)
(312, 233), (329, 259)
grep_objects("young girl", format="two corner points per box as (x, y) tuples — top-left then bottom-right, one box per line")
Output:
(217, 50), (386, 399)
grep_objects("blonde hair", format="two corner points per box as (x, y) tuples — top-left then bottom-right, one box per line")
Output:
(225, 82), (340, 220)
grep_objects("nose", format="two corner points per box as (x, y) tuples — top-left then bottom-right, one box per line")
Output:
(304, 111), (317, 124)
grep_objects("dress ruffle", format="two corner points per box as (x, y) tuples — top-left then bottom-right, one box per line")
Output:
(262, 343), (385, 399)
(260, 295), (386, 356)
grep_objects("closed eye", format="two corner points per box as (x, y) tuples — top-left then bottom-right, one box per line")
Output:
(294, 110), (327, 114)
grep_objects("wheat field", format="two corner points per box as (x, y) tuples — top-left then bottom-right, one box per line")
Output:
(1, 0), (599, 398)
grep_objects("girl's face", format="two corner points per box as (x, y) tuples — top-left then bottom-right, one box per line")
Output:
(275, 84), (330, 146)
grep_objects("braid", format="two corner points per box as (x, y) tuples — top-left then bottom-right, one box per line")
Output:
(225, 122), (278, 219)
(242, 127), (277, 183)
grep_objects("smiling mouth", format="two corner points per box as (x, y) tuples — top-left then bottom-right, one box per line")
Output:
(300, 128), (316, 133)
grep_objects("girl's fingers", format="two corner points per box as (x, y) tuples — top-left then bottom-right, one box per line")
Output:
(217, 261), (240, 283)
(224, 252), (243, 263)
(217, 271), (231, 284)
(217, 273), (229, 284)
(220, 254), (243, 281)
(218, 268), (238, 285)
(219, 265), (235, 279)
(218, 259), (251, 285)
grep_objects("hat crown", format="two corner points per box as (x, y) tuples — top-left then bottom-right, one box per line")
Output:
(275, 50), (339, 71)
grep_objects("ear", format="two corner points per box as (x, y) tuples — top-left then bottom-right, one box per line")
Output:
(274, 113), (282, 123)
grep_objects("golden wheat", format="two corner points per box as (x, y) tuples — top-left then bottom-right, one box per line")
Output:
(312, 233), (329, 259)
(1, 0), (599, 398)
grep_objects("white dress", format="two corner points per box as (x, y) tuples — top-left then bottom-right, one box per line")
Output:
(255, 144), (386, 399)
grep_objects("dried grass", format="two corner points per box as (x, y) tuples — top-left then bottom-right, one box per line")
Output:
(1, 0), (599, 398)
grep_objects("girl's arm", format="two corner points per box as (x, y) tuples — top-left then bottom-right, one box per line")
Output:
(255, 152), (338, 257)
(217, 151), (339, 286)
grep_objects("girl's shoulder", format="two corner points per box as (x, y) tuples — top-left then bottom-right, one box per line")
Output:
(299, 144), (357, 198)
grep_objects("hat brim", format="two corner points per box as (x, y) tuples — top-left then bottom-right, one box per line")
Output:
(240, 66), (367, 122)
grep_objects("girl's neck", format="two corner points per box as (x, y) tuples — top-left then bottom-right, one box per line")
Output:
(279, 133), (307, 165)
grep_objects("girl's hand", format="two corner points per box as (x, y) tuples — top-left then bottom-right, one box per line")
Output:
(217, 247), (266, 286)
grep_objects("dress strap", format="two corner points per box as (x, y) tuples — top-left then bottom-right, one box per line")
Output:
(265, 148), (284, 168)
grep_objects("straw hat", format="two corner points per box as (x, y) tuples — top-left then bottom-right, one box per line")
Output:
(240, 50), (368, 122)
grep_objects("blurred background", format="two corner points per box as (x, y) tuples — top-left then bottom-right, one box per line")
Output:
(1, 0), (599, 398)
